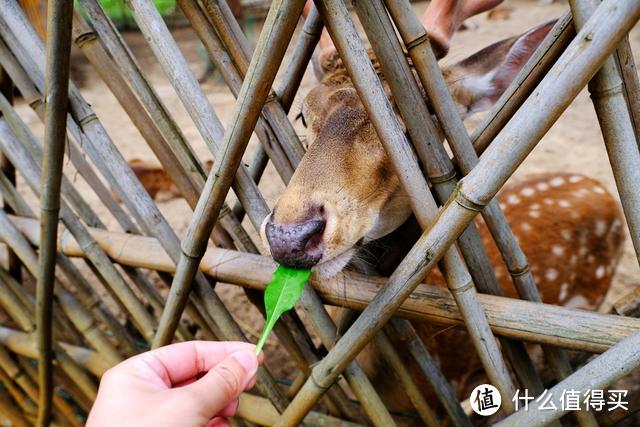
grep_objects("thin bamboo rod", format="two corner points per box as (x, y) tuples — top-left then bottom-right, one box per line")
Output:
(11, 214), (640, 353)
(200, 0), (307, 165)
(122, 0), (271, 230)
(0, 326), (109, 379)
(373, 330), (439, 427)
(496, 331), (640, 427)
(0, 67), (21, 284)
(570, 0), (640, 267)
(0, 387), (31, 427)
(37, 1), (73, 423)
(0, 344), (84, 425)
(614, 39), (640, 145)
(470, 11), (575, 155)
(1, 1), (228, 353)
(0, 40), (139, 233)
(274, 1), (640, 423)
(178, 0), (296, 183)
(356, 0), (544, 399)
(160, 0), (304, 345)
(310, 0), (515, 415)
(0, 210), (123, 367)
(383, 4), (592, 426)
(0, 120), (158, 341)
(0, 166), (140, 357)
(389, 319), (471, 427)
(0, 367), (36, 419)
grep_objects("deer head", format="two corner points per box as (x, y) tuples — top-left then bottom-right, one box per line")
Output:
(261, 21), (555, 278)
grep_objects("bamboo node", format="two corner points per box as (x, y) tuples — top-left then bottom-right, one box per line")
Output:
(589, 82), (624, 100)
(429, 168), (457, 184)
(79, 113), (98, 127)
(449, 279), (475, 294)
(405, 33), (429, 51)
(454, 187), (485, 212)
(508, 264), (531, 277)
(74, 32), (97, 48)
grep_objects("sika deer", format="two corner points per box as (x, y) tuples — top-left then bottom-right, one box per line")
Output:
(261, 18), (625, 413)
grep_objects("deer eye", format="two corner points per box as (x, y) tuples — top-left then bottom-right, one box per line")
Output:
(295, 112), (307, 128)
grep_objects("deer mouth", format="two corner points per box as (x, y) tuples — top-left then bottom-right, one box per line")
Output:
(313, 248), (356, 279)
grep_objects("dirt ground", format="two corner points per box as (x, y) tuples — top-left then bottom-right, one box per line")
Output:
(7, 0), (640, 420)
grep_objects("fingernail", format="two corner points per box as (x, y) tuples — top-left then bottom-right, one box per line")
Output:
(233, 350), (258, 377)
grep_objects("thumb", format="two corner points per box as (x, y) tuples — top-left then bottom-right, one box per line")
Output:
(183, 349), (259, 415)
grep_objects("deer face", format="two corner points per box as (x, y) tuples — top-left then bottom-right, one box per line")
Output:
(262, 22), (554, 278)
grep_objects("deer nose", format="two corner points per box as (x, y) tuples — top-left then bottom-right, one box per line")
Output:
(265, 215), (326, 269)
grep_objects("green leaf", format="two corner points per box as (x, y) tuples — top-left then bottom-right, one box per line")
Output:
(255, 266), (311, 355)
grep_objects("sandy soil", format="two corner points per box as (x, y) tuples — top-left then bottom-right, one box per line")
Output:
(7, 0), (640, 419)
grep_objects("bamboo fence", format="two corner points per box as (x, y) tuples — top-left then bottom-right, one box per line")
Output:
(0, 0), (637, 425)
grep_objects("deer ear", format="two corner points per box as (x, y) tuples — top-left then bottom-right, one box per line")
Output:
(444, 20), (556, 115)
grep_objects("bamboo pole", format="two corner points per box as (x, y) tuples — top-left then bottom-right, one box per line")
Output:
(569, 0), (640, 267)
(199, 0), (307, 167)
(495, 331), (640, 427)
(0, 387), (31, 427)
(389, 319), (471, 427)
(273, 1), (640, 423)
(0, 119), (158, 343)
(8, 214), (640, 353)
(0, 67), (21, 284)
(159, 0), (303, 345)
(0, 210), (122, 367)
(0, 367), (36, 419)
(470, 12), (575, 155)
(383, 3), (594, 425)
(237, 393), (363, 427)
(614, 39), (640, 145)
(0, 344), (83, 426)
(37, 1), (73, 423)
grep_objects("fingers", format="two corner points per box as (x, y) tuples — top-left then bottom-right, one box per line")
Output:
(123, 341), (256, 387)
(180, 350), (259, 416)
(206, 417), (230, 427)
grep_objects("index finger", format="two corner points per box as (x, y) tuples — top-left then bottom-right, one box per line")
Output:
(122, 341), (258, 387)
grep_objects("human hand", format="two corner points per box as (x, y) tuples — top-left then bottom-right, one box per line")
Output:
(87, 341), (263, 427)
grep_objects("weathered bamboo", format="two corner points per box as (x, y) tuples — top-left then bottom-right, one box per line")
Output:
(0, 40), (139, 233)
(237, 393), (363, 427)
(0, 367), (36, 419)
(274, 1), (640, 423)
(179, 0), (296, 183)
(0, 209), (123, 368)
(0, 67), (21, 284)
(0, 326), (109, 379)
(496, 330), (640, 427)
(161, 0), (303, 343)
(1, 1), (231, 361)
(470, 11), (575, 154)
(200, 0), (307, 165)
(356, 0), (546, 400)
(10, 214), (640, 353)
(0, 343), (83, 426)
(383, 4), (594, 426)
(0, 119), (158, 342)
(389, 319), (471, 427)
(37, 1), (74, 423)
(373, 330), (439, 427)
(0, 387), (31, 427)
(614, 38), (640, 145)
(570, 0), (640, 266)
(74, 3), (290, 371)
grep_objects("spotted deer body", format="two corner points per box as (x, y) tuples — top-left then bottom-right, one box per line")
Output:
(260, 18), (625, 414)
